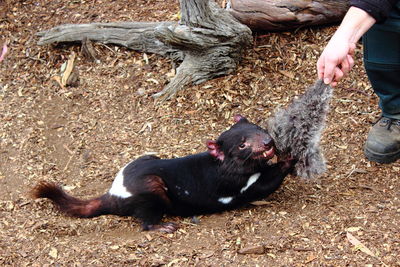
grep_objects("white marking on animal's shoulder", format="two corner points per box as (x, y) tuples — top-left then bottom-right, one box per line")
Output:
(218, 196), (233, 204)
(240, 172), (261, 194)
(109, 164), (133, 198)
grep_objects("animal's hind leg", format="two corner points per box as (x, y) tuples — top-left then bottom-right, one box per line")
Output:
(132, 193), (177, 233)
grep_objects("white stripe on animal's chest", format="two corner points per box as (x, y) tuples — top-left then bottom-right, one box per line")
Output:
(218, 196), (233, 204)
(240, 172), (261, 193)
(109, 164), (133, 198)
(218, 172), (261, 204)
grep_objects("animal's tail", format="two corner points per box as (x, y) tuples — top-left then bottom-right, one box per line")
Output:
(31, 181), (111, 218)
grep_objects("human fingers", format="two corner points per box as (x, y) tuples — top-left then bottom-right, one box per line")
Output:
(338, 54), (355, 78)
(333, 66), (344, 83)
(347, 54), (355, 69)
(322, 56), (337, 85)
(317, 56), (325, 80)
(340, 58), (350, 76)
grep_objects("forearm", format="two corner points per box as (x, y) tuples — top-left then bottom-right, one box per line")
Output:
(332, 6), (376, 44)
(350, 0), (398, 22)
(317, 6), (378, 85)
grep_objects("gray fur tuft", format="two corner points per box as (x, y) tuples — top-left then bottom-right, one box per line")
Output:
(267, 79), (333, 179)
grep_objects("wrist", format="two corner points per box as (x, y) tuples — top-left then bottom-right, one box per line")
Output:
(334, 6), (376, 44)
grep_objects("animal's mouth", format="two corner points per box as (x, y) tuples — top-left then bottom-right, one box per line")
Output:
(252, 146), (275, 160)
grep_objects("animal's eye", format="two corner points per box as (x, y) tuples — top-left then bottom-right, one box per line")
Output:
(238, 143), (246, 149)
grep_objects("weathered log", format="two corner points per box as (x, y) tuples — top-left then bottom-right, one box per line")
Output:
(152, 0), (252, 99)
(37, 22), (184, 61)
(37, 0), (349, 99)
(228, 0), (349, 31)
(37, 0), (252, 100)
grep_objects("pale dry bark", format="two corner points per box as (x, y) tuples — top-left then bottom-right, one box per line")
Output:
(37, 22), (184, 61)
(37, 0), (348, 99)
(37, 0), (252, 100)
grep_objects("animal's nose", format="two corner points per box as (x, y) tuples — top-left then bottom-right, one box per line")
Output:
(263, 138), (274, 149)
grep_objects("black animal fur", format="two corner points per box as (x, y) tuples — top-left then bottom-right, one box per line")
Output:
(32, 116), (295, 233)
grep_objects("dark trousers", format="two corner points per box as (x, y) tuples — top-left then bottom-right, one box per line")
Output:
(363, 3), (400, 119)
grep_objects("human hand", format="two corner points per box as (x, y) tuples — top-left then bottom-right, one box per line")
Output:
(317, 36), (356, 87)
(316, 6), (376, 87)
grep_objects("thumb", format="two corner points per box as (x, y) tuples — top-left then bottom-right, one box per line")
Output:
(323, 59), (335, 84)
(317, 57), (325, 80)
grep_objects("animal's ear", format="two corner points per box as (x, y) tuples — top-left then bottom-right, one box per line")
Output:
(206, 140), (225, 161)
(234, 114), (248, 123)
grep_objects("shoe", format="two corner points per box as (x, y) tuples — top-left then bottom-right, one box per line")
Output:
(364, 116), (400, 163)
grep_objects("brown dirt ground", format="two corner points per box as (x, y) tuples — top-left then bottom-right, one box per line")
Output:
(1, 1), (399, 266)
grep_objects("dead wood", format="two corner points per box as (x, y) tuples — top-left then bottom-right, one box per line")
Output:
(228, 0), (349, 31)
(37, 22), (184, 61)
(37, 0), (252, 100)
(36, 0), (349, 99)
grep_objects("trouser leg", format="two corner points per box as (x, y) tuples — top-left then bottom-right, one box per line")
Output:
(362, 7), (400, 163)
(363, 9), (400, 119)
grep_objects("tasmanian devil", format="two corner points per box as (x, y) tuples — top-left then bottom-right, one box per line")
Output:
(32, 115), (295, 233)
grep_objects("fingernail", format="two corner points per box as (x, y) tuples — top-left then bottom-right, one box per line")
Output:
(324, 78), (330, 84)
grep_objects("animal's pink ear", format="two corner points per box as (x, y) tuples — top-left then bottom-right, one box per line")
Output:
(233, 114), (247, 123)
(206, 140), (225, 161)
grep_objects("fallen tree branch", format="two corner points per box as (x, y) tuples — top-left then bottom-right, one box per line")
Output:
(37, 0), (252, 99)
(37, 22), (183, 61)
(228, 0), (349, 31)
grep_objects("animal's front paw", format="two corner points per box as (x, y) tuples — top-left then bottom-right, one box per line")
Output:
(144, 222), (179, 233)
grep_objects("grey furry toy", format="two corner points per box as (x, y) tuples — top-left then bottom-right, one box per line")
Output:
(267, 79), (333, 179)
